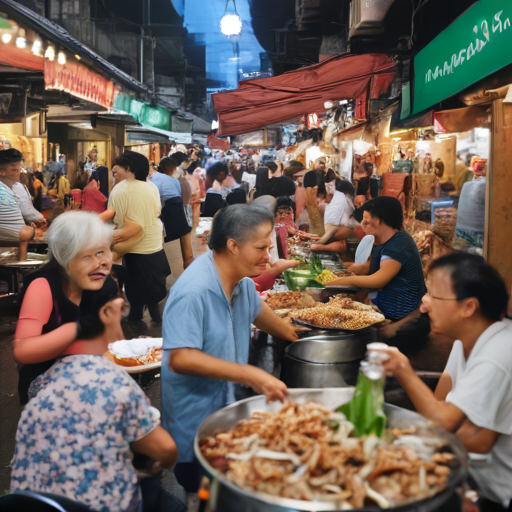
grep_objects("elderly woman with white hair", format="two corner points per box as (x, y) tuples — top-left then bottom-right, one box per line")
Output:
(13, 210), (119, 405)
(11, 210), (182, 512)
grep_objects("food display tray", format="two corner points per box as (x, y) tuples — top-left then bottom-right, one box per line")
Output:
(291, 318), (377, 334)
(195, 388), (467, 512)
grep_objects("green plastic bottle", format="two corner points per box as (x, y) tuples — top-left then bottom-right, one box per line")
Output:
(338, 342), (388, 438)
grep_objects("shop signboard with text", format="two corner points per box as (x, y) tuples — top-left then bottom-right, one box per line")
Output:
(413, 0), (512, 114)
(44, 60), (119, 110)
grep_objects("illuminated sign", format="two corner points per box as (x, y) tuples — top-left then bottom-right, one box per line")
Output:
(413, 0), (512, 114)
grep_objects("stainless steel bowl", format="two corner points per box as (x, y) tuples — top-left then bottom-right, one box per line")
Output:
(195, 388), (468, 512)
(280, 334), (374, 388)
(287, 334), (372, 363)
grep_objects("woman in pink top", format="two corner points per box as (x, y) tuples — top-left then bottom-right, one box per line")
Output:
(82, 176), (107, 213)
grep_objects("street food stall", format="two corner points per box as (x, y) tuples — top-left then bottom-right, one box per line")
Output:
(196, 385), (467, 512)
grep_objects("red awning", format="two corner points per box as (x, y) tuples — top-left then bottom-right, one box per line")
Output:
(213, 54), (396, 136)
(207, 133), (230, 150)
(0, 45), (44, 71)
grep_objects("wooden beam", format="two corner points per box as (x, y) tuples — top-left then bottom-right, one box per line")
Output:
(487, 99), (512, 287)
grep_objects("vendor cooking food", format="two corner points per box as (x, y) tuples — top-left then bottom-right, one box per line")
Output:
(329, 196), (429, 352)
(373, 253), (512, 512)
(161, 203), (299, 496)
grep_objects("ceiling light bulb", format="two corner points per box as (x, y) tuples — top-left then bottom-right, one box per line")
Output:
(32, 39), (42, 55)
(45, 45), (55, 61)
(57, 51), (66, 65)
(1, 33), (12, 44)
(220, 14), (242, 36)
(16, 28), (26, 48)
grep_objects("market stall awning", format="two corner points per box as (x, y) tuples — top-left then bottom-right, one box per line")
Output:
(212, 54), (396, 136)
(0, 43), (43, 71)
(0, 0), (149, 96)
(207, 133), (230, 150)
(434, 106), (490, 133)
(126, 127), (192, 145)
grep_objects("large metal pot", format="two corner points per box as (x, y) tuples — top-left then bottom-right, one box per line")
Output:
(195, 388), (468, 512)
(281, 331), (377, 388)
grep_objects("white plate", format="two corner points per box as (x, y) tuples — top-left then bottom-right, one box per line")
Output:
(123, 361), (161, 374)
(354, 235), (374, 264)
(108, 337), (162, 374)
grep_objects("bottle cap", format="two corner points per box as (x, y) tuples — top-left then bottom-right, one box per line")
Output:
(366, 342), (389, 351)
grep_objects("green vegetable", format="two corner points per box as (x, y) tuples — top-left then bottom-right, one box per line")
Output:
(309, 254), (323, 274)
(337, 370), (386, 438)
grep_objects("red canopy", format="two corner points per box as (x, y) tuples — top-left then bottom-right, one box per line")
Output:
(213, 54), (396, 136)
(0, 45), (44, 71)
(207, 133), (230, 150)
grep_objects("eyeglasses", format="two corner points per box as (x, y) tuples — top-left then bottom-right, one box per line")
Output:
(424, 292), (460, 301)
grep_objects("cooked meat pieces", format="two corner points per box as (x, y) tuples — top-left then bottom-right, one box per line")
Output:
(199, 402), (454, 508)
(266, 291), (318, 310)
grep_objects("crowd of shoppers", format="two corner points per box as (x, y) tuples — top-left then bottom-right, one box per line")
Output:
(4, 143), (512, 512)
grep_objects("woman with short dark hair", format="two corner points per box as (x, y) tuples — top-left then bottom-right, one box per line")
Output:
(253, 166), (270, 199)
(203, 162), (229, 216)
(161, 203), (298, 498)
(321, 178), (354, 230)
(107, 151), (170, 323)
(330, 196), (429, 352)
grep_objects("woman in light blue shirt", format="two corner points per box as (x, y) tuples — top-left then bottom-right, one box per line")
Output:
(149, 157), (182, 205)
(161, 204), (298, 497)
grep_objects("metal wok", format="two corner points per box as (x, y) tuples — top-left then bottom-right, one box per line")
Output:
(194, 388), (467, 512)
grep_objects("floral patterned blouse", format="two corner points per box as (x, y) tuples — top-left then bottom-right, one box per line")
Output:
(10, 355), (159, 512)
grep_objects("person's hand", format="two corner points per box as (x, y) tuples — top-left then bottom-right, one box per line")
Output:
(244, 366), (288, 402)
(347, 262), (367, 275)
(271, 259), (301, 274)
(281, 318), (300, 341)
(35, 218), (47, 228)
(371, 346), (412, 376)
(98, 298), (125, 342)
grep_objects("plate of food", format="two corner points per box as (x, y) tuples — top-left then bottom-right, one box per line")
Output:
(107, 337), (162, 374)
(195, 389), (467, 511)
(290, 296), (385, 332)
(266, 291), (318, 311)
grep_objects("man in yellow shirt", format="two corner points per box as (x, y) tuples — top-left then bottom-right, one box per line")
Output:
(108, 151), (170, 323)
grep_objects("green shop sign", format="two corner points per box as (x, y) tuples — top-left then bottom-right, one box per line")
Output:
(413, 0), (512, 114)
(113, 94), (172, 130)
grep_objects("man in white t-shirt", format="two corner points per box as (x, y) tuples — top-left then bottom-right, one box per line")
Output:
(375, 252), (512, 511)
